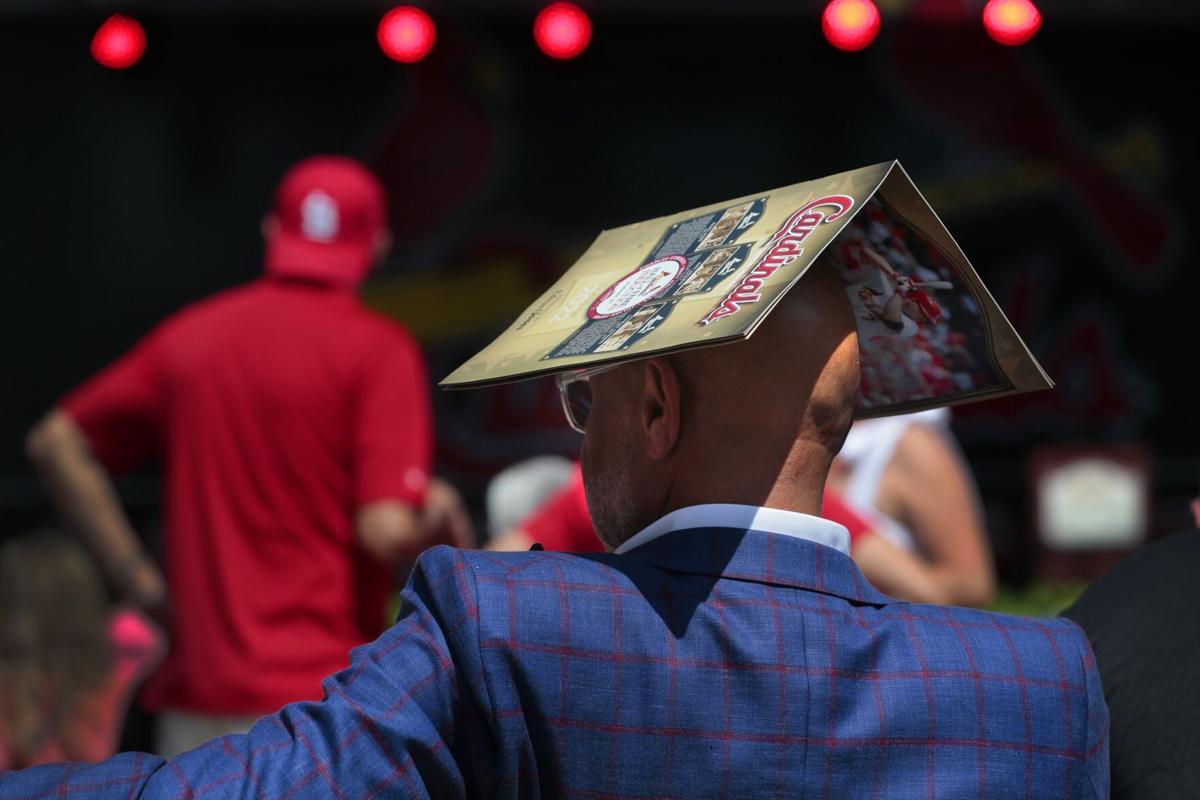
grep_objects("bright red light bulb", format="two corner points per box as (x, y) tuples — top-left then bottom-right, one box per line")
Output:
(983, 0), (1041, 46)
(822, 0), (881, 52)
(377, 6), (436, 63)
(534, 2), (592, 60)
(91, 14), (146, 70)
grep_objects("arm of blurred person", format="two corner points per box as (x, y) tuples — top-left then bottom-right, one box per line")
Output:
(352, 329), (460, 565)
(357, 478), (475, 564)
(421, 477), (475, 549)
(486, 528), (535, 551)
(887, 423), (997, 607)
(356, 500), (423, 564)
(852, 533), (953, 605)
(823, 488), (952, 605)
(27, 328), (172, 621)
(26, 410), (167, 622)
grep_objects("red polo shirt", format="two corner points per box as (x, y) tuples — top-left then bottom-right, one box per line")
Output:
(522, 464), (874, 552)
(63, 278), (431, 714)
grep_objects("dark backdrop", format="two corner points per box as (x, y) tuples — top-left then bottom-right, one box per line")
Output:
(2, 5), (1195, 580)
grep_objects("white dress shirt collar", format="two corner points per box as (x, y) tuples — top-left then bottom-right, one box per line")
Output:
(613, 503), (850, 555)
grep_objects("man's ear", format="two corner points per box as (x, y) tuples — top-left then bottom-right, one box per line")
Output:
(640, 358), (682, 461)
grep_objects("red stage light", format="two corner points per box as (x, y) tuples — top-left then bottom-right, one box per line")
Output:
(377, 6), (436, 63)
(91, 14), (146, 70)
(822, 0), (881, 52)
(983, 0), (1041, 46)
(533, 2), (592, 60)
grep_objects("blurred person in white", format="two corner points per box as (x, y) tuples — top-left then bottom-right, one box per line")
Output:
(828, 408), (996, 606)
(484, 455), (575, 543)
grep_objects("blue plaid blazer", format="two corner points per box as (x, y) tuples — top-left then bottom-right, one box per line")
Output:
(1, 528), (1108, 798)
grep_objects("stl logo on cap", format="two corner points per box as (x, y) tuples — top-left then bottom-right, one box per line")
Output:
(300, 190), (340, 243)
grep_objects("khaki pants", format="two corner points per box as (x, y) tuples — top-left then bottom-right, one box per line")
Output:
(155, 710), (262, 758)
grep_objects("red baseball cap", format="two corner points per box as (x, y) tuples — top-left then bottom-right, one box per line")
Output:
(263, 155), (388, 287)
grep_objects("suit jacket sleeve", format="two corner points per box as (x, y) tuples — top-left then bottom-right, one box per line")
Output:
(0, 546), (499, 799)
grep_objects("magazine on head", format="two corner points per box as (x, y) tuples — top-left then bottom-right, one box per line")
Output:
(442, 160), (1052, 418)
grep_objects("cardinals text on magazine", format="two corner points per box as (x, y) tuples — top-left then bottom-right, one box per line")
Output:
(699, 194), (854, 325)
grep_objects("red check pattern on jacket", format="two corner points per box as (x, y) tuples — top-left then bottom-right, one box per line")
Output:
(0, 528), (1108, 798)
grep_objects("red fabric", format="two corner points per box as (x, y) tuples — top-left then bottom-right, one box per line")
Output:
(62, 279), (431, 714)
(905, 288), (944, 323)
(520, 465), (874, 553)
(819, 490), (875, 549)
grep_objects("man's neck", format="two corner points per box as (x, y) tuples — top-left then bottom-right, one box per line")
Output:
(658, 450), (832, 522)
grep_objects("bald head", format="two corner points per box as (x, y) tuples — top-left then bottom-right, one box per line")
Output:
(672, 256), (860, 457)
(581, 258), (860, 550)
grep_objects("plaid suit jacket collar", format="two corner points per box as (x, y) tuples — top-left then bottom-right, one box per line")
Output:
(620, 526), (894, 607)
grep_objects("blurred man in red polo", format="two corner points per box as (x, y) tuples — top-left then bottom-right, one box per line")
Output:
(26, 155), (462, 756)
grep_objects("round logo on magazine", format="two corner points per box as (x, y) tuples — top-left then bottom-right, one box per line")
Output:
(588, 256), (687, 320)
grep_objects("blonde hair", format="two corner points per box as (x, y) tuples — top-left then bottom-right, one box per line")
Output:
(0, 531), (113, 767)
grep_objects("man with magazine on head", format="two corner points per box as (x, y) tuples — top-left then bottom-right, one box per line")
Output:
(3, 164), (1106, 798)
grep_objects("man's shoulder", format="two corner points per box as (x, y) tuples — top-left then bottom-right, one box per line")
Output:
(417, 545), (627, 586)
(405, 547), (639, 638)
(179, 284), (421, 368)
(146, 282), (273, 338)
(336, 299), (418, 345)
(891, 602), (1095, 679)
(176, 280), (265, 313)
(899, 600), (1087, 640)
(165, 283), (406, 330)
(329, 305), (423, 373)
